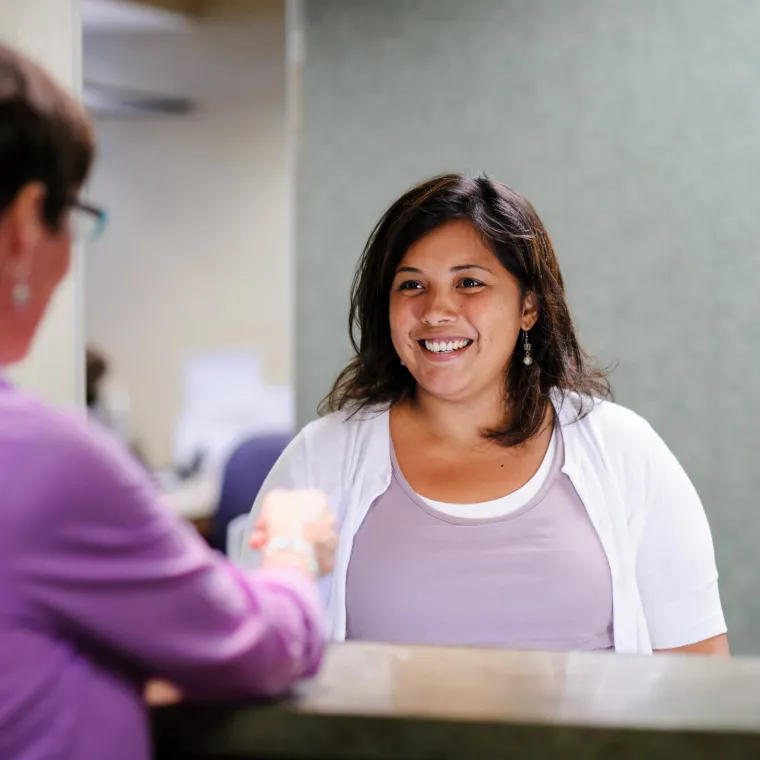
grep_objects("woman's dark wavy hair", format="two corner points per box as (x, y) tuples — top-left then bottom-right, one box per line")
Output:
(320, 174), (611, 446)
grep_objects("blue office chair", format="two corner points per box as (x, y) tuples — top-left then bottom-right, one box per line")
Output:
(211, 433), (290, 554)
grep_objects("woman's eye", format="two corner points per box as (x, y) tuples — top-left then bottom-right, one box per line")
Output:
(398, 280), (424, 291)
(458, 278), (484, 289)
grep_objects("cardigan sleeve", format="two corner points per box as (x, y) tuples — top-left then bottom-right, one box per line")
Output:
(10, 417), (327, 699)
(633, 421), (727, 649)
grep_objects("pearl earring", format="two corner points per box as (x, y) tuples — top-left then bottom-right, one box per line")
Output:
(12, 281), (31, 309)
(522, 330), (533, 366)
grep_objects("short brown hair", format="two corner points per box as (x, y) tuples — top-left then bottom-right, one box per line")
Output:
(321, 174), (612, 447)
(0, 42), (95, 229)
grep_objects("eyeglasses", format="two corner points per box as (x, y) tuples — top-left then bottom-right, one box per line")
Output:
(68, 199), (108, 244)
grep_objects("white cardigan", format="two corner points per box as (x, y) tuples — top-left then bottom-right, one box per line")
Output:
(240, 394), (726, 653)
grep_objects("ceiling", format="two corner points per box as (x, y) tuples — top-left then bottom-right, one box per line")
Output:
(81, 0), (201, 33)
(81, 0), (199, 116)
(81, 0), (274, 32)
(81, 0), (284, 118)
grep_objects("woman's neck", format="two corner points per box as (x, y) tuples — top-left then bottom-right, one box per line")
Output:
(404, 386), (508, 448)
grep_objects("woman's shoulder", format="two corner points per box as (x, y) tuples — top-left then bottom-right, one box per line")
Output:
(1, 384), (97, 456)
(561, 394), (695, 522)
(1, 388), (150, 526)
(298, 405), (390, 447)
(559, 392), (668, 474)
(282, 405), (391, 485)
(588, 396), (654, 437)
(243, 404), (390, 502)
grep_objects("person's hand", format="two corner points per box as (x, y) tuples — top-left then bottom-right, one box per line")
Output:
(250, 489), (337, 577)
(144, 680), (183, 706)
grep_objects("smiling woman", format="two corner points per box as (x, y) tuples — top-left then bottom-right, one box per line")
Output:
(323, 175), (610, 447)
(242, 174), (729, 657)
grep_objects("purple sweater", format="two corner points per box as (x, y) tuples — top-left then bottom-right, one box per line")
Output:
(0, 377), (326, 760)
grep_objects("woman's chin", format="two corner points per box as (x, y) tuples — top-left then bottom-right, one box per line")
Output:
(414, 378), (474, 404)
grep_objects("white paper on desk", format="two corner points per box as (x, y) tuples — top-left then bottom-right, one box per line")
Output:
(173, 351), (294, 471)
(182, 351), (263, 415)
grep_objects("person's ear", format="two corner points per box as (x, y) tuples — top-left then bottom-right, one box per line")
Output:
(521, 290), (538, 331)
(4, 182), (47, 269)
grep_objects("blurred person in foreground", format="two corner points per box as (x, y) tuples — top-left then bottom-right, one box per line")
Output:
(0, 42), (336, 760)
(242, 174), (728, 657)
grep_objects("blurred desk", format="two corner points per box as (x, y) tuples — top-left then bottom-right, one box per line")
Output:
(152, 642), (760, 759)
(160, 473), (221, 536)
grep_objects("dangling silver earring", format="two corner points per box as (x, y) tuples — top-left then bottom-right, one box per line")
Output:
(522, 330), (533, 366)
(12, 281), (31, 309)
(400, 360), (405, 367)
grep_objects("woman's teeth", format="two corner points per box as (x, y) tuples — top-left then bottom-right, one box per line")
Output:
(423, 339), (472, 354)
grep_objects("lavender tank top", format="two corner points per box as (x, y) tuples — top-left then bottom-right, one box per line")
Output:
(345, 427), (614, 651)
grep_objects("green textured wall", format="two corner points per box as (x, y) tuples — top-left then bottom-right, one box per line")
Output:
(297, 0), (760, 653)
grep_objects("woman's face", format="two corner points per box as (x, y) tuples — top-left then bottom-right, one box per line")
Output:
(389, 219), (537, 405)
(0, 183), (73, 366)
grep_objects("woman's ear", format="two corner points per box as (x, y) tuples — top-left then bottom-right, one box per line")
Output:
(521, 290), (539, 331)
(2, 182), (46, 268)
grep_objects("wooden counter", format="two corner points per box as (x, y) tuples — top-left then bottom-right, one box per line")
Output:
(152, 641), (760, 759)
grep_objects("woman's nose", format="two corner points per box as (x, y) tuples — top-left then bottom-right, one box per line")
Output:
(421, 289), (458, 325)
